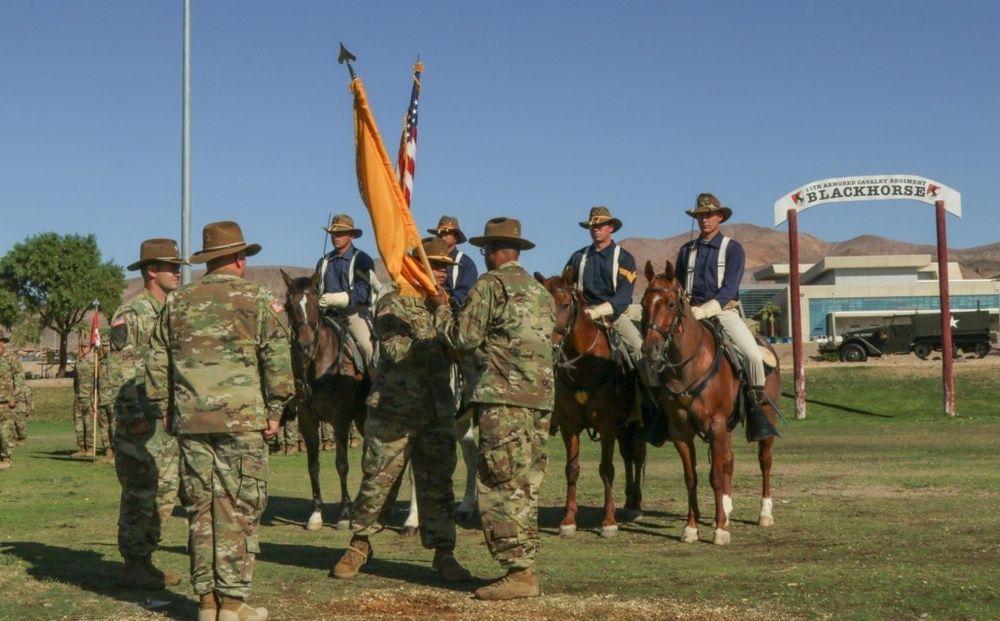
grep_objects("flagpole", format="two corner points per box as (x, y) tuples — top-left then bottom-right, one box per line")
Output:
(400, 56), (435, 286)
(180, 0), (192, 285)
(90, 302), (100, 462)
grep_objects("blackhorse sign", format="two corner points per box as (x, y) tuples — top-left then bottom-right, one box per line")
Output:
(774, 175), (962, 418)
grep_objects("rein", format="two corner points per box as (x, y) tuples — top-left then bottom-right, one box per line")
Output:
(552, 290), (607, 389)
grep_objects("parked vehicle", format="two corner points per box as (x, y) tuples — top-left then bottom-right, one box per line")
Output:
(825, 310), (995, 362)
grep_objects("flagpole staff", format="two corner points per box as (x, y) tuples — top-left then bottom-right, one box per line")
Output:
(338, 43), (436, 289)
(90, 301), (100, 463)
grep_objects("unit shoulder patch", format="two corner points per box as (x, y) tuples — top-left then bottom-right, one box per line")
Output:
(617, 267), (637, 283)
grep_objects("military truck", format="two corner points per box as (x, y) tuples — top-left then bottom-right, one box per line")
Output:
(831, 310), (995, 362)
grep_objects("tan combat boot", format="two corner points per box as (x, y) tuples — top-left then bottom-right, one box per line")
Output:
(474, 567), (541, 600)
(144, 554), (182, 586)
(330, 537), (372, 579)
(432, 548), (472, 582)
(120, 556), (169, 590)
(0, 457), (11, 470)
(198, 592), (218, 621)
(283, 444), (297, 455)
(70, 448), (88, 457)
(218, 595), (268, 621)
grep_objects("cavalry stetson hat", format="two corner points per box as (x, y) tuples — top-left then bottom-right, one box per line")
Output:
(323, 214), (363, 238)
(126, 238), (188, 272)
(468, 217), (536, 250)
(579, 206), (623, 232)
(189, 221), (262, 264)
(415, 237), (458, 265)
(426, 215), (467, 244)
(685, 193), (733, 223)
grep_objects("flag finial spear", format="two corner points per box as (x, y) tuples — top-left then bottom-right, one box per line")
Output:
(338, 42), (357, 80)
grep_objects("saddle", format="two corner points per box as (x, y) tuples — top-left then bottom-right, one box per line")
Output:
(595, 318), (634, 377)
(705, 317), (780, 438)
(320, 314), (368, 377)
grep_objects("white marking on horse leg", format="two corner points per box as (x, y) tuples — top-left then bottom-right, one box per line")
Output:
(306, 510), (323, 531)
(559, 524), (577, 537)
(681, 526), (699, 543)
(758, 496), (775, 527)
(713, 527), (731, 546)
(599, 524), (618, 538)
(403, 465), (420, 529)
(722, 494), (733, 526)
(456, 420), (478, 519)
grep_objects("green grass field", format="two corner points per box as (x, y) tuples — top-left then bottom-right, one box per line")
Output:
(1, 366), (998, 620)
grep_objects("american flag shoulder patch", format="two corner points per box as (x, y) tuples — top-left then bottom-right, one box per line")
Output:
(111, 315), (127, 327)
(271, 301), (285, 313)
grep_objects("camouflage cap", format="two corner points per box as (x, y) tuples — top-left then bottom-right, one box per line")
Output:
(426, 215), (467, 244)
(685, 193), (732, 222)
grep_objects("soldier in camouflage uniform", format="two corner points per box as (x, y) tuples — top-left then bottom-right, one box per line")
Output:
(72, 338), (98, 456)
(96, 340), (115, 459)
(107, 239), (185, 589)
(428, 217), (555, 600)
(146, 222), (293, 621)
(332, 238), (471, 583)
(0, 330), (27, 469)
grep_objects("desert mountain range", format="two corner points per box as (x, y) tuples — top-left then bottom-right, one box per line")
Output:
(122, 224), (1000, 300)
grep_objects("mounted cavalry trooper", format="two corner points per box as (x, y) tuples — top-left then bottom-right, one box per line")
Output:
(564, 206), (643, 369)
(316, 214), (377, 372)
(675, 193), (778, 440)
(428, 215), (479, 312)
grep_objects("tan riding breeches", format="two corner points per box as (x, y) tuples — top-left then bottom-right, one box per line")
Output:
(345, 310), (374, 370)
(612, 313), (643, 364)
(716, 309), (765, 387)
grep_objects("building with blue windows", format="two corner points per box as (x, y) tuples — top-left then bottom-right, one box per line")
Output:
(753, 255), (1000, 340)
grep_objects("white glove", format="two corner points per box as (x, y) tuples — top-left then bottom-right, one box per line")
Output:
(584, 302), (615, 320)
(691, 299), (722, 320)
(319, 292), (350, 309)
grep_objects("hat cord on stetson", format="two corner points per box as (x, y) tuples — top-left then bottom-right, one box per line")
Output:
(201, 240), (246, 252)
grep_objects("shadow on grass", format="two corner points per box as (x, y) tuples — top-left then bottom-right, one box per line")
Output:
(781, 392), (893, 418)
(259, 541), (487, 592)
(0, 541), (195, 620)
(28, 449), (99, 462)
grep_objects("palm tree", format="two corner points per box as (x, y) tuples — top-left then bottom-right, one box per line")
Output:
(754, 303), (781, 338)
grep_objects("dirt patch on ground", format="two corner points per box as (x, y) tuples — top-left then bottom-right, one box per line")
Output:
(772, 343), (999, 374)
(305, 588), (782, 621)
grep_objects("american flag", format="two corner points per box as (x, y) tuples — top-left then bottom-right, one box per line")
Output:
(88, 301), (101, 350)
(397, 59), (423, 206)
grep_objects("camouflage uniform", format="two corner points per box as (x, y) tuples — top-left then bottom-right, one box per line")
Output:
(107, 290), (181, 560)
(1, 348), (27, 463)
(350, 292), (458, 549)
(433, 260), (555, 569)
(72, 351), (99, 451)
(146, 272), (294, 599)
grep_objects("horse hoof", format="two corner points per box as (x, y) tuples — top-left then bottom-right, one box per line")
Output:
(401, 526), (418, 537)
(681, 526), (699, 543)
(559, 524), (577, 537)
(599, 525), (618, 539)
(620, 508), (642, 522)
(713, 528), (731, 546)
(758, 514), (775, 527)
(336, 519), (351, 530)
(306, 512), (324, 531)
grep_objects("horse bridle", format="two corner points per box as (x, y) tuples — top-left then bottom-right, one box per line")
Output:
(551, 287), (602, 373)
(287, 291), (320, 396)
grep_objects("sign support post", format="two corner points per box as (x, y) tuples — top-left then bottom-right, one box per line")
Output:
(787, 208), (806, 419)
(936, 200), (955, 416)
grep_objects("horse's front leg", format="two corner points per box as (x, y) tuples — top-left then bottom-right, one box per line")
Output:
(401, 465), (419, 536)
(559, 427), (581, 537)
(300, 407), (324, 531)
(598, 429), (618, 538)
(333, 412), (353, 529)
(672, 433), (700, 543)
(708, 420), (734, 545)
(617, 422), (644, 521)
(758, 435), (775, 526)
(455, 414), (478, 522)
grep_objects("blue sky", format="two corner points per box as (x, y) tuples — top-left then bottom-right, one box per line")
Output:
(2, 1), (998, 277)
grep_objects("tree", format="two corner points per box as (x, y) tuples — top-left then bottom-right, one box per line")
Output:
(0, 233), (124, 376)
(754, 303), (781, 339)
(0, 288), (19, 329)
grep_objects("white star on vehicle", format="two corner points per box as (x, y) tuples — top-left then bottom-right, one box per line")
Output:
(950, 317), (959, 328)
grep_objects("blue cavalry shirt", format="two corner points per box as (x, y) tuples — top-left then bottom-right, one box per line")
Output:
(445, 247), (479, 311)
(565, 241), (637, 317)
(316, 244), (375, 308)
(674, 234), (745, 307)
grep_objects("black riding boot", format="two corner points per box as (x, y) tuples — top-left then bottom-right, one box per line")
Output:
(747, 387), (780, 442)
(639, 388), (669, 447)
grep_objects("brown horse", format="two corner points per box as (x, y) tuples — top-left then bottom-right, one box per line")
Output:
(536, 270), (646, 538)
(281, 270), (369, 530)
(639, 260), (779, 545)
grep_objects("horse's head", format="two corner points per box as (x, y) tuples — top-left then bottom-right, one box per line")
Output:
(640, 260), (689, 362)
(281, 268), (322, 357)
(535, 267), (581, 347)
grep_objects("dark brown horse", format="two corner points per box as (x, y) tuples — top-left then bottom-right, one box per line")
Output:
(281, 270), (369, 530)
(640, 260), (779, 545)
(536, 270), (646, 538)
